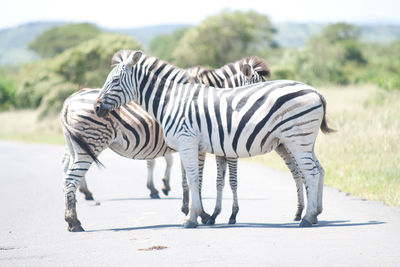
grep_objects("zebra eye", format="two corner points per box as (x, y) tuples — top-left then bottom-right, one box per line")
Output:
(112, 77), (120, 83)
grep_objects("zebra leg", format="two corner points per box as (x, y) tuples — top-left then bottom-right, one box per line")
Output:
(64, 148), (94, 201)
(313, 152), (325, 224)
(61, 148), (70, 173)
(284, 144), (320, 227)
(198, 152), (211, 225)
(227, 158), (239, 224)
(178, 143), (202, 228)
(146, 159), (160, 199)
(78, 177), (94, 201)
(207, 156), (227, 225)
(180, 163), (189, 215)
(63, 137), (92, 232)
(64, 155), (92, 232)
(275, 144), (304, 221)
(180, 153), (210, 223)
(161, 154), (173, 196)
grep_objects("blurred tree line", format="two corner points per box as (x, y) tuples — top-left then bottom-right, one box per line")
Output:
(0, 10), (399, 117)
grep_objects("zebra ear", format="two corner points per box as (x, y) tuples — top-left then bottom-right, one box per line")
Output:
(126, 50), (143, 68)
(241, 63), (252, 78)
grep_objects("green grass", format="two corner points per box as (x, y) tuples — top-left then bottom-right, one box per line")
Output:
(249, 85), (400, 207)
(1, 85), (399, 206)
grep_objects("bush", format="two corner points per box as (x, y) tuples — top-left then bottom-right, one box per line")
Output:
(0, 69), (17, 110)
(16, 33), (142, 116)
(52, 33), (142, 87)
(16, 61), (67, 108)
(29, 23), (102, 58)
(38, 82), (79, 118)
(172, 10), (276, 68)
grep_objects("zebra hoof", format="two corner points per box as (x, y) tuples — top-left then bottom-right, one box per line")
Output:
(200, 213), (211, 225)
(161, 179), (170, 196)
(68, 224), (85, 232)
(228, 218), (236, 224)
(311, 217), (318, 225)
(161, 188), (169, 196)
(181, 205), (189, 215)
(206, 218), (215, 226)
(183, 220), (198, 228)
(299, 219), (312, 228)
(294, 215), (302, 221)
(150, 192), (160, 199)
(85, 194), (94, 201)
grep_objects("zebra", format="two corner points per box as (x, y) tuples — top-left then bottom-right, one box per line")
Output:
(96, 50), (334, 228)
(61, 92), (174, 200)
(62, 55), (269, 231)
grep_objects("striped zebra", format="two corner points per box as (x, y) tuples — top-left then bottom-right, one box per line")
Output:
(62, 54), (269, 231)
(96, 50), (334, 228)
(61, 93), (174, 200)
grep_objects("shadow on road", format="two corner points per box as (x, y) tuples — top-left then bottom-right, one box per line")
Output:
(95, 197), (182, 201)
(94, 197), (269, 202)
(86, 220), (385, 232)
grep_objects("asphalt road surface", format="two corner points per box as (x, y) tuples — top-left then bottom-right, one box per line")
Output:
(1, 141), (399, 266)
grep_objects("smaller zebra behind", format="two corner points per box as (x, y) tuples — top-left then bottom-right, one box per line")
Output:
(61, 55), (269, 231)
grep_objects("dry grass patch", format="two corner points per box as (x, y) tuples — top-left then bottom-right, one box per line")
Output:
(249, 85), (400, 207)
(0, 109), (64, 144)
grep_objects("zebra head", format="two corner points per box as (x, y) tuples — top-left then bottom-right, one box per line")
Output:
(96, 50), (143, 117)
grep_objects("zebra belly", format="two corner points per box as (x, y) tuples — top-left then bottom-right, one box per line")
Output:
(197, 93), (323, 158)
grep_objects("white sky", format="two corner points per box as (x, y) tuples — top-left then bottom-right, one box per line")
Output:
(0, 0), (399, 30)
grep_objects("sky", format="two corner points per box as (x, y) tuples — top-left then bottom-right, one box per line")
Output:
(0, 0), (399, 30)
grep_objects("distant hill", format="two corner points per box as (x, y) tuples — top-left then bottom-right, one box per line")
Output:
(113, 24), (191, 47)
(274, 23), (324, 47)
(0, 22), (64, 65)
(1, 22), (399, 66)
(274, 23), (400, 47)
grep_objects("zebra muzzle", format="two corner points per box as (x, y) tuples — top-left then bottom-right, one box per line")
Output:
(95, 99), (109, 117)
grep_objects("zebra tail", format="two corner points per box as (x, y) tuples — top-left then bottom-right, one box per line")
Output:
(61, 102), (105, 168)
(317, 92), (336, 134)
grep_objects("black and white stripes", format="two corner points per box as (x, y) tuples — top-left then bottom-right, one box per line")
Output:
(96, 50), (333, 228)
(62, 52), (270, 231)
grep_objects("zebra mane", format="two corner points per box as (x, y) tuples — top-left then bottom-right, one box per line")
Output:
(111, 50), (192, 81)
(111, 50), (134, 66)
(240, 56), (271, 78)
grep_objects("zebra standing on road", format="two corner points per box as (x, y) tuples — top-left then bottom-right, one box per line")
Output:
(96, 50), (334, 228)
(62, 54), (269, 231)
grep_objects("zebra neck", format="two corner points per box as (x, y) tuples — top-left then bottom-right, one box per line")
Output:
(132, 56), (198, 124)
(133, 64), (181, 125)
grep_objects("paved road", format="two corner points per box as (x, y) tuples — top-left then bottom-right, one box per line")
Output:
(1, 141), (399, 266)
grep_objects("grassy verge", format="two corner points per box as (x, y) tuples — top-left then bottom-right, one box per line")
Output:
(249, 84), (400, 207)
(1, 85), (399, 206)
(0, 109), (64, 144)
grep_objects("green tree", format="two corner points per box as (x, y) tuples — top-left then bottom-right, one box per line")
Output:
(29, 23), (102, 58)
(272, 23), (368, 85)
(149, 27), (190, 63)
(173, 10), (276, 68)
(52, 33), (142, 87)
(0, 68), (17, 110)
(17, 33), (142, 113)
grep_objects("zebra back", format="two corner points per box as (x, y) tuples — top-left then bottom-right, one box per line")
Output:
(193, 56), (270, 88)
